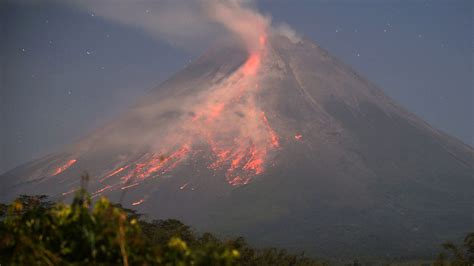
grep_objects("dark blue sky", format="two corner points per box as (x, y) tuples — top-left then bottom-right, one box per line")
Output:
(1, 0), (472, 173)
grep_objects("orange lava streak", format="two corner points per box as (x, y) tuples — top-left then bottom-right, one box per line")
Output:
(52, 159), (77, 176)
(62, 188), (77, 196)
(295, 134), (303, 140)
(199, 33), (279, 186)
(121, 183), (139, 190)
(101, 33), (275, 188)
(242, 146), (265, 175)
(94, 185), (112, 195)
(101, 166), (128, 182)
(163, 145), (191, 173)
(242, 53), (261, 76)
(230, 149), (246, 171)
(262, 112), (280, 148)
(228, 175), (251, 186)
(132, 199), (145, 206)
(119, 144), (190, 184)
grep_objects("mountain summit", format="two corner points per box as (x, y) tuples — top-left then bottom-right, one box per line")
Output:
(2, 34), (473, 258)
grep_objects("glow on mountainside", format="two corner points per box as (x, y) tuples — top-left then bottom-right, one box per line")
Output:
(61, 32), (280, 197)
(52, 159), (77, 176)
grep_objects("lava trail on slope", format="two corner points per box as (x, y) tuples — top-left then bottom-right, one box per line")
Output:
(50, 33), (282, 200)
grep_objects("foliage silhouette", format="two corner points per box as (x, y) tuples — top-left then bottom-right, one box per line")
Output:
(434, 232), (474, 266)
(2, 174), (470, 265)
(0, 174), (324, 265)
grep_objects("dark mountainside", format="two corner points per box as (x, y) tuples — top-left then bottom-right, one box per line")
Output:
(1, 35), (473, 259)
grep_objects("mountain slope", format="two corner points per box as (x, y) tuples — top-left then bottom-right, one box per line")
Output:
(1, 35), (472, 258)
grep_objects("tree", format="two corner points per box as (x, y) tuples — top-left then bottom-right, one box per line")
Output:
(0, 187), (239, 265)
(434, 232), (474, 266)
(0, 174), (325, 265)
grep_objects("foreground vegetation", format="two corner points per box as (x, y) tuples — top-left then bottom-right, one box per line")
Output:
(0, 179), (472, 265)
(0, 189), (323, 265)
(433, 233), (474, 266)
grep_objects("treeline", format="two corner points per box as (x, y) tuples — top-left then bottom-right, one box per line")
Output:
(0, 188), (472, 265)
(0, 190), (324, 265)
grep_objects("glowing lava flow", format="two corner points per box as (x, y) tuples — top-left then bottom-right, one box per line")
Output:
(52, 159), (77, 176)
(185, 32), (279, 186)
(101, 166), (129, 182)
(262, 112), (280, 148)
(132, 199), (145, 206)
(242, 53), (261, 75)
(96, 32), (278, 196)
(120, 144), (191, 183)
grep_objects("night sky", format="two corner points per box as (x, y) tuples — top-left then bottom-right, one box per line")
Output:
(1, 0), (472, 173)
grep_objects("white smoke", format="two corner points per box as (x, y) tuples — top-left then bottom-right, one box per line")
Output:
(273, 23), (301, 43)
(16, 0), (300, 51)
(64, 0), (297, 52)
(203, 0), (270, 52)
(69, 0), (217, 50)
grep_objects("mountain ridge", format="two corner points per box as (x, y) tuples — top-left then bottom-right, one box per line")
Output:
(1, 34), (472, 258)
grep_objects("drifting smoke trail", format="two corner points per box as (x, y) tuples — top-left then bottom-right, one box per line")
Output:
(204, 0), (270, 53)
(67, 0), (296, 51)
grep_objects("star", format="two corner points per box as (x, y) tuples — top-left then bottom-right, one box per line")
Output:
(383, 29), (387, 33)
(21, 48), (26, 52)
(86, 51), (92, 55)
(68, 90), (72, 95)
(357, 53), (360, 57)
(335, 29), (339, 33)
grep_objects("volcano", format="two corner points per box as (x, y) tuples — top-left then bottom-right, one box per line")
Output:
(1, 34), (473, 258)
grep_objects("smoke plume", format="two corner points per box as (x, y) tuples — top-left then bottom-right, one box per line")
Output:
(68, 0), (280, 53)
